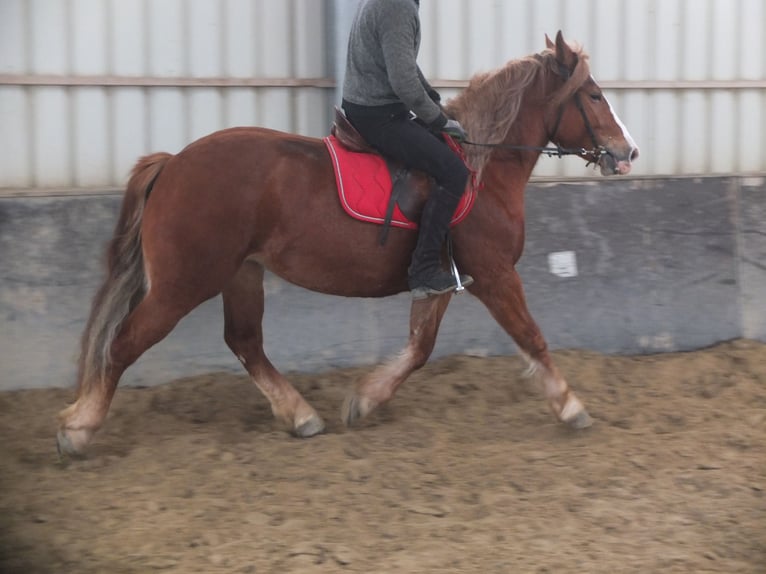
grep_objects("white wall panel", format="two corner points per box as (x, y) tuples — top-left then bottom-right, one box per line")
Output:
(110, 0), (145, 76)
(73, 88), (110, 186)
(654, 1), (682, 81)
(223, 0), (256, 78)
(188, 88), (223, 143)
(592, 0), (622, 81)
(624, 1), (650, 82)
(497, 1), (531, 62)
(256, 88), (292, 131)
(0, 87), (31, 187)
(294, 0), (326, 77)
(187, 0), (223, 78)
(224, 88), (258, 128)
(148, 0), (185, 77)
(467, 0), (498, 73)
(112, 88), (147, 179)
(679, 92), (707, 175)
(740, 0), (763, 79)
(738, 91), (764, 173)
(148, 89), (187, 154)
(71, 0), (107, 75)
(0, 0), (27, 74)
(711, 92), (737, 174)
(31, 88), (71, 186)
(29, 0), (69, 75)
(683, 0), (710, 81)
(433, 0), (465, 79)
(652, 92), (680, 176)
(294, 89), (331, 137)
(711, 0), (737, 81)
(256, 1), (291, 77)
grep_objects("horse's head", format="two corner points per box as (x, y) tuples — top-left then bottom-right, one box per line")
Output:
(544, 31), (639, 176)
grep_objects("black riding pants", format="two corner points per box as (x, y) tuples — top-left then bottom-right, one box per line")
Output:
(343, 104), (469, 200)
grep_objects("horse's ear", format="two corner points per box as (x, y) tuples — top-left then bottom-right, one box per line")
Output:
(554, 30), (577, 68)
(545, 34), (555, 50)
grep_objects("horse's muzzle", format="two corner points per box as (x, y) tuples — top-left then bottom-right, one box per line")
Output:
(599, 145), (639, 176)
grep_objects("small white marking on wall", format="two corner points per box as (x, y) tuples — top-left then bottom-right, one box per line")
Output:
(638, 333), (675, 351)
(742, 177), (764, 188)
(548, 251), (578, 278)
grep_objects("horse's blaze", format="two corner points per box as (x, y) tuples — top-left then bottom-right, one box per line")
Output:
(603, 95), (640, 174)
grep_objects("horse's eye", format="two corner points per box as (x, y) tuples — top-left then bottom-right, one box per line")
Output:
(590, 93), (603, 102)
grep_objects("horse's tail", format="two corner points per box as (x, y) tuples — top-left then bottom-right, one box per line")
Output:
(76, 152), (172, 395)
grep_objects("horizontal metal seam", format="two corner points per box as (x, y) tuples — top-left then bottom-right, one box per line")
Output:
(1, 75), (764, 90)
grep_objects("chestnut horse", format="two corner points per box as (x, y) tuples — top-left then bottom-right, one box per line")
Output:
(57, 32), (638, 456)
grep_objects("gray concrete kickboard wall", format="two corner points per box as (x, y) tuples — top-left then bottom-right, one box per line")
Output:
(1, 176), (763, 391)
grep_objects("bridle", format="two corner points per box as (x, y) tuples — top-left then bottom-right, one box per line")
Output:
(462, 59), (608, 164)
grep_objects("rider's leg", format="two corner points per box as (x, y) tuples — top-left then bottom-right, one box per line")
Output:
(344, 109), (472, 297)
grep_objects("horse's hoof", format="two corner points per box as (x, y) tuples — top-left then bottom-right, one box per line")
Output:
(294, 415), (325, 438)
(565, 409), (593, 430)
(56, 429), (89, 458)
(341, 394), (375, 427)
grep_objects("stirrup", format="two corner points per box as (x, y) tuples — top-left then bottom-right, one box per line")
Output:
(449, 253), (466, 294)
(410, 271), (474, 300)
(447, 236), (467, 294)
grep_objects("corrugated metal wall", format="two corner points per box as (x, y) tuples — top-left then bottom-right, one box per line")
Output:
(1, 0), (764, 189)
(0, 0), (330, 189)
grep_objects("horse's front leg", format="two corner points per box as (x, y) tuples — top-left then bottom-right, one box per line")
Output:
(222, 260), (325, 437)
(470, 267), (593, 429)
(342, 294), (452, 425)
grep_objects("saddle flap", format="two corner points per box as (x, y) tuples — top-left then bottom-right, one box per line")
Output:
(392, 170), (430, 222)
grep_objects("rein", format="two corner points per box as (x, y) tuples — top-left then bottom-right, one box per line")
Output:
(462, 138), (605, 160)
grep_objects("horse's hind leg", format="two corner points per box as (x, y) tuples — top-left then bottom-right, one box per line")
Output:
(470, 267), (592, 429)
(342, 294), (452, 425)
(222, 260), (325, 437)
(57, 291), (198, 455)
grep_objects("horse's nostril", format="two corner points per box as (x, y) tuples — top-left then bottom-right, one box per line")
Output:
(630, 147), (640, 161)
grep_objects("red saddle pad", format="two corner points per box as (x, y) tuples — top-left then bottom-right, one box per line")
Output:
(323, 135), (477, 230)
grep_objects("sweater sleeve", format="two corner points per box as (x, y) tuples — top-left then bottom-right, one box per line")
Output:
(418, 66), (442, 104)
(377, 5), (447, 128)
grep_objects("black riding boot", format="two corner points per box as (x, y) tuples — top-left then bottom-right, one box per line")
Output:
(408, 187), (474, 300)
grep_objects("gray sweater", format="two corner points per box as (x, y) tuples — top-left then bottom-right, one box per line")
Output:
(342, 0), (447, 128)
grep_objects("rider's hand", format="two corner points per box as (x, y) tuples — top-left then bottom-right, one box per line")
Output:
(442, 119), (467, 141)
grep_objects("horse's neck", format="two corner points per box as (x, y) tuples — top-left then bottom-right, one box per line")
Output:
(456, 80), (552, 181)
(470, 102), (548, 188)
(504, 105), (550, 172)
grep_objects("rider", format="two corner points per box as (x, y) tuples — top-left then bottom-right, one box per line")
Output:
(342, 0), (473, 299)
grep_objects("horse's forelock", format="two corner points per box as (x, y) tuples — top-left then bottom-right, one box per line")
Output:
(546, 46), (591, 112)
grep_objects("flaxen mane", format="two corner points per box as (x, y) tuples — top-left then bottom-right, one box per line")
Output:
(446, 44), (591, 174)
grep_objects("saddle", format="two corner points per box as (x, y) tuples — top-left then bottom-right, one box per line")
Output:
(330, 108), (442, 244)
